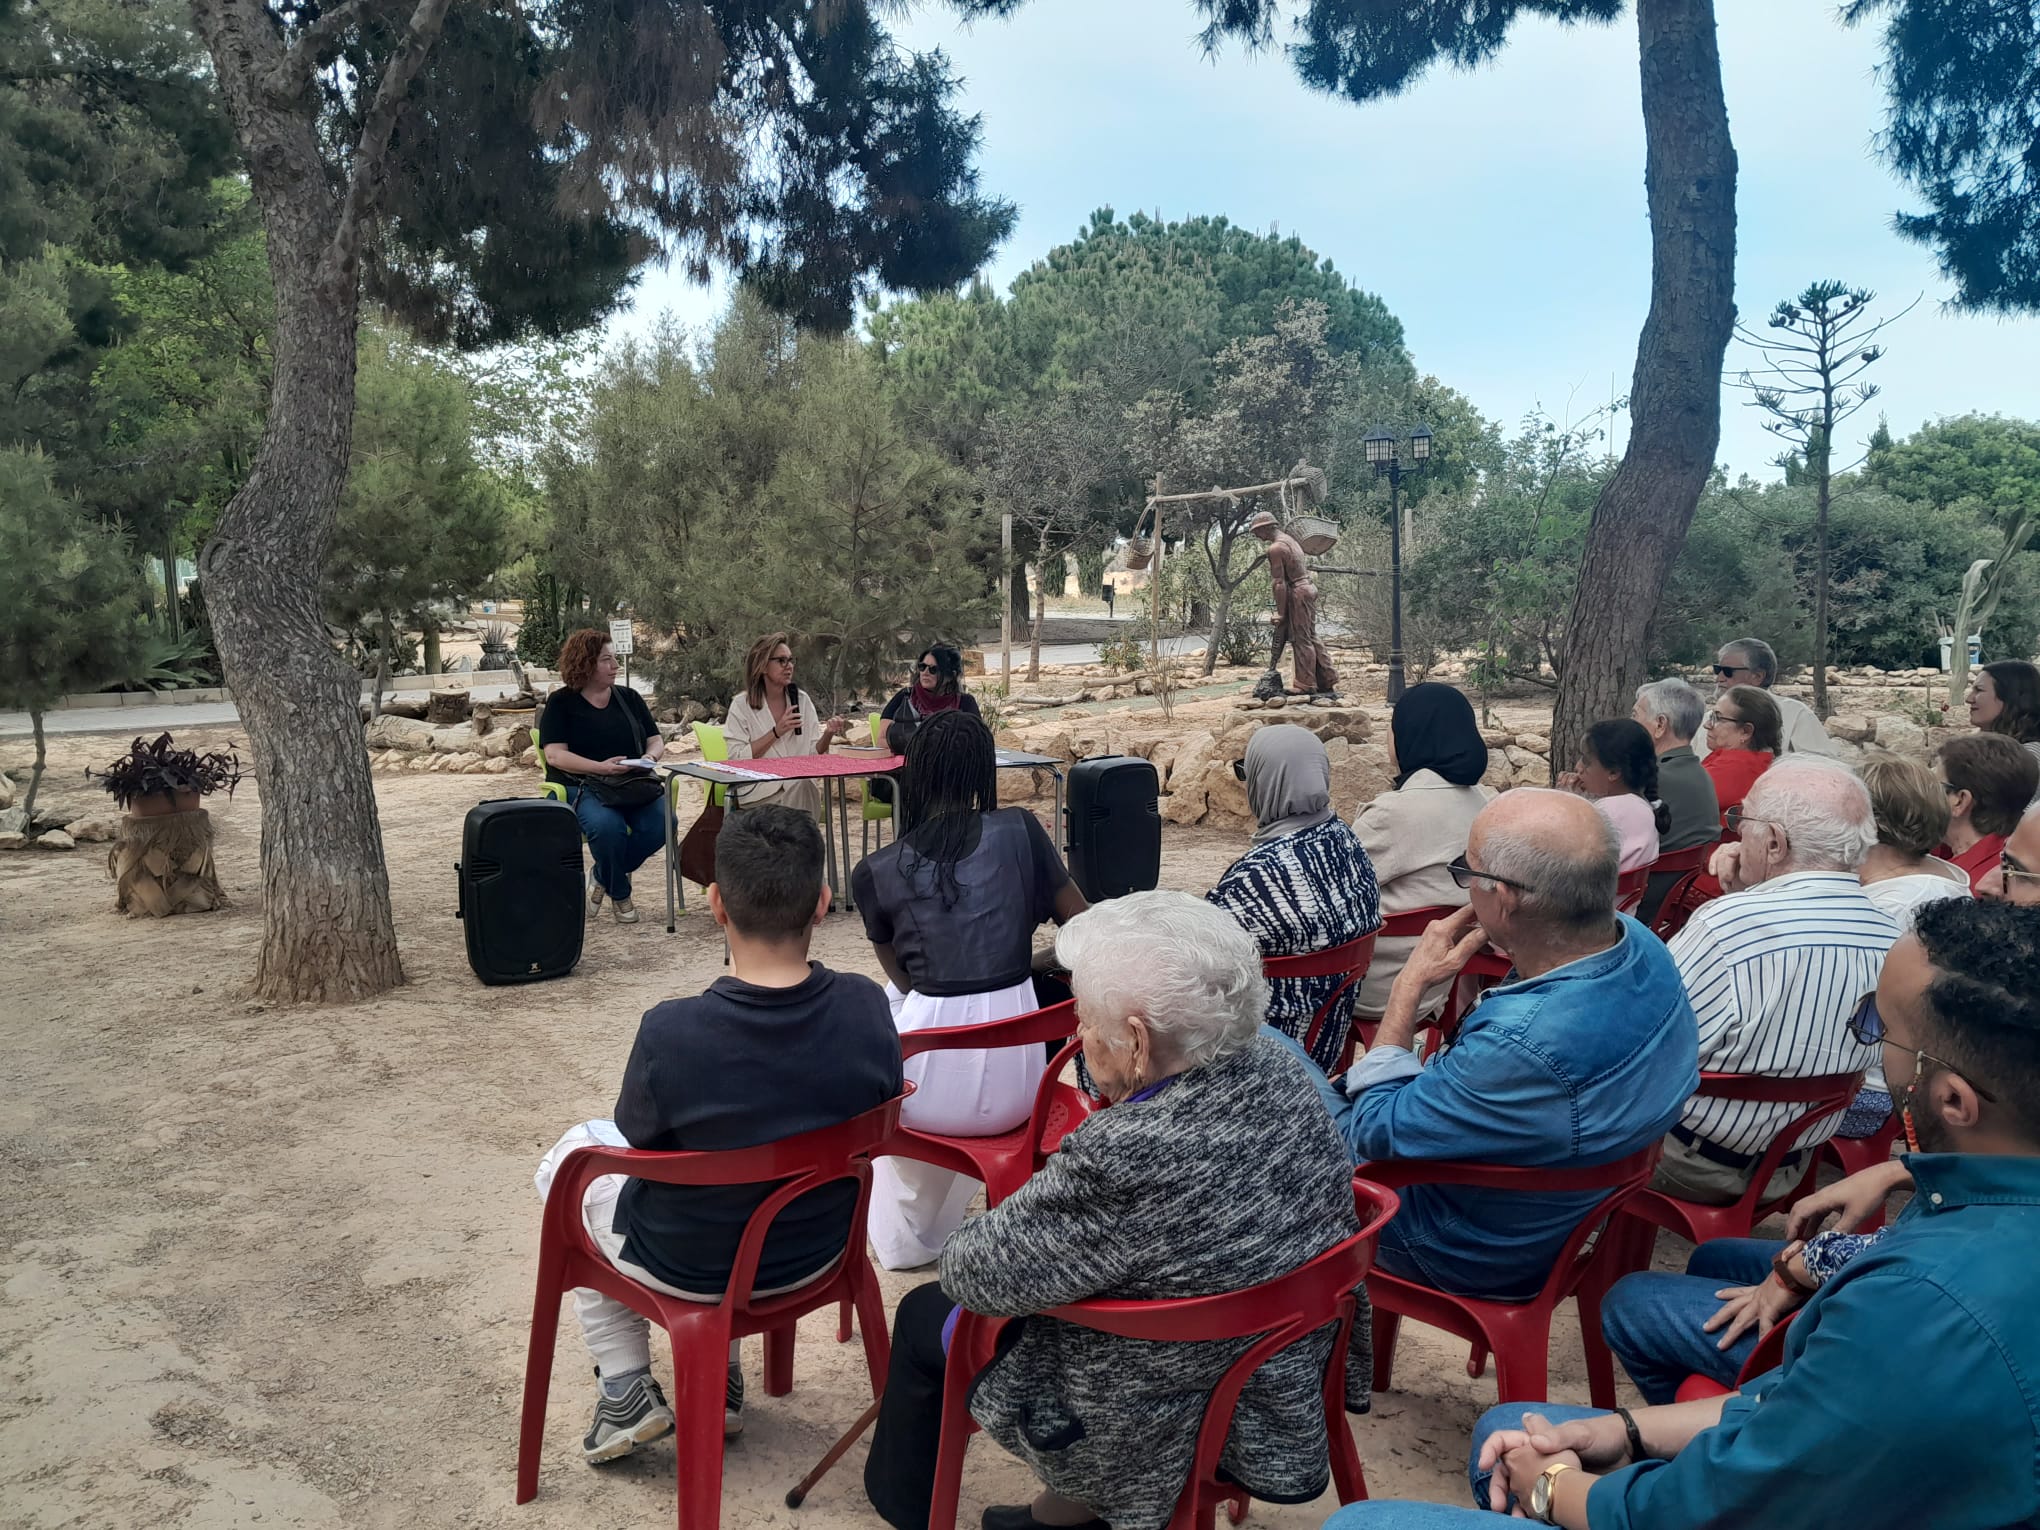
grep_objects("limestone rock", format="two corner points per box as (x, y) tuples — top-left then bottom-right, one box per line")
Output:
(63, 817), (116, 844)
(1329, 742), (1395, 820)
(476, 729), (521, 759)
(1169, 730), (1220, 793)
(425, 687), (472, 726)
(379, 695), (429, 720)
(1504, 745), (1548, 785)
(479, 758), (512, 774)
(1872, 716), (1928, 755)
(518, 747), (540, 769)
(34, 829), (76, 850)
(1160, 782), (1209, 826)
(364, 715), (438, 753)
(1484, 748), (1515, 791)
(0, 831), (25, 850)
(1264, 694), (1287, 710)
(1481, 728), (1512, 749)
(997, 767), (1045, 805)
(1201, 759), (1253, 827)
(0, 772), (15, 809)
(408, 756), (437, 773)
(1324, 734), (1352, 764)
(470, 703), (495, 736)
(0, 805), (25, 835)
(1827, 714), (1875, 745)
(1515, 733), (1550, 757)
(443, 751), (481, 773)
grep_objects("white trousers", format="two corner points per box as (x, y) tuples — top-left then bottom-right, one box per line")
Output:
(868, 978), (1044, 1271)
(535, 1121), (744, 1378)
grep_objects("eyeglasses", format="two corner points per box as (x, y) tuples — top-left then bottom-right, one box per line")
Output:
(1999, 853), (2040, 884)
(1723, 805), (1777, 834)
(1706, 710), (1746, 728)
(769, 654), (795, 666)
(1446, 852), (1536, 894)
(1847, 993), (1998, 1101)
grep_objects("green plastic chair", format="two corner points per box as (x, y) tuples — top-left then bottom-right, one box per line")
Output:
(692, 723), (730, 807)
(863, 711), (893, 853)
(532, 727), (567, 804)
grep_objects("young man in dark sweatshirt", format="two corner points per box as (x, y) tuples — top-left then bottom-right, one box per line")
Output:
(534, 804), (903, 1464)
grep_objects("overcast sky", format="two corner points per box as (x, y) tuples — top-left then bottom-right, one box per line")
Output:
(614, 1), (2040, 480)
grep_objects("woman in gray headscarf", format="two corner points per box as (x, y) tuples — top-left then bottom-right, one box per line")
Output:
(1207, 725), (1382, 1071)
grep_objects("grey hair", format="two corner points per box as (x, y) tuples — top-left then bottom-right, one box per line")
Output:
(1055, 891), (1267, 1071)
(1721, 636), (1779, 687)
(1479, 789), (1621, 932)
(1636, 677), (1705, 742)
(1746, 756), (1878, 871)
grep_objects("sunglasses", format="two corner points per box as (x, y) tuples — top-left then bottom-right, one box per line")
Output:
(1446, 852), (1536, 894)
(917, 662), (942, 674)
(1847, 993), (1999, 1102)
(1713, 664), (1754, 678)
(1232, 758), (1247, 781)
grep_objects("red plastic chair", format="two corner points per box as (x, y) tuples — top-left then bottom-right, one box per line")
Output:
(1615, 866), (1650, 916)
(881, 999), (1096, 1206)
(516, 1091), (909, 1530)
(1815, 1109), (1905, 1230)
(1673, 1309), (1795, 1403)
(1649, 840), (1729, 940)
(927, 1178), (1403, 1530)
(1262, 929), (1379, 1060)
(1350, 907), (1463, 1059)
(1605, 1069), (1864, 1289)
(1358, 1141), (1662, 1410)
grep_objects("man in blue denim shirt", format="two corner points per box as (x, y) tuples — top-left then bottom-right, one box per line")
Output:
(1270, 790), (1699, 1301)
(1324, 895), (2040, 1530)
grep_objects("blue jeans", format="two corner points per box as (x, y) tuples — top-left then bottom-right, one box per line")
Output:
(1599, 1237), (1778, 1404)
(1322, 1402), (1610, 1525)
(567, 785), (667, 900)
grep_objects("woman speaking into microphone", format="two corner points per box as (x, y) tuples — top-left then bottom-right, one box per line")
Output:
(721, 631), (849, 819)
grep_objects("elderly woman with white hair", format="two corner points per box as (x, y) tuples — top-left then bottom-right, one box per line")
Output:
(863, 891), (1366, 1530)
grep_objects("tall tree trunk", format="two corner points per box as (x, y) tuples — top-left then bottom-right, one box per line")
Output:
(422, 615), (440, 675)
(1028, 531), (1047, 683)
(21, 710), (46, 829)
(1202, 524), (1233, 678)
(190, 0), (409, 1002)
(1548, 0), (1737, 775)
(1813, 467), (1831, 718)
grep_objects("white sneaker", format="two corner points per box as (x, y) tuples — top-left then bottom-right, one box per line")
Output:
(612, 897), (640, 924)
(586, 870), (604, 914)
(582, 1373), (673, 1464)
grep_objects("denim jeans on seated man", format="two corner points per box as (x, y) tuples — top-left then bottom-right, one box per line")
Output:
(1597, 1237), (1775, 1403)
(1263, 913), (1699, 1301)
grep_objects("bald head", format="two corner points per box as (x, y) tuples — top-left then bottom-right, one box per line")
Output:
(1744, 757), (1877, 872)
(1469, 788), (1621, 933)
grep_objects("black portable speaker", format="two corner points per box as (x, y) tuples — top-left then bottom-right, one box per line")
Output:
(456, 798), (586, 984)
(1065, 755), (1161, 902)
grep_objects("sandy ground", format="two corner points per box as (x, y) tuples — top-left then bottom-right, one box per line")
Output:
(0, 725), (1691, 1530)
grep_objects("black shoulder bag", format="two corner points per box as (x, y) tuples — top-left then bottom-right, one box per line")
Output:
(577, 696), (664, 809)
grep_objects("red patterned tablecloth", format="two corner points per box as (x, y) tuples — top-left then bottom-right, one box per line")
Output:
(684, 751), (904, 781)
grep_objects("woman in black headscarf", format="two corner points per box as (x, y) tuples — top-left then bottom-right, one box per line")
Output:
(1349, 682), (1495, 1021)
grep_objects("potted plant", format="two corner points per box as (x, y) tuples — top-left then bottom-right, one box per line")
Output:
(478, 621), (515, 671)
(89, 734), (244, 917)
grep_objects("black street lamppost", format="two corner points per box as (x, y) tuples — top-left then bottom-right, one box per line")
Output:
(1362, 424), (1432, 704)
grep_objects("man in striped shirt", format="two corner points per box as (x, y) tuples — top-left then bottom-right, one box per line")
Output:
(1658, 757), (1896, 1203)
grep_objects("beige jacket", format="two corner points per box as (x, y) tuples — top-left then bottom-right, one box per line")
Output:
(1350, 768), (1495, 1018)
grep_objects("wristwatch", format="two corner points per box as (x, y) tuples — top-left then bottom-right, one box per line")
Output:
(1771, 1238), (1818, 1296)
(1529, 1460), (1576, 1524)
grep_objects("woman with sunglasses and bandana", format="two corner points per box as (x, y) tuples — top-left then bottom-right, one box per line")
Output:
(880, 644), (980, 727)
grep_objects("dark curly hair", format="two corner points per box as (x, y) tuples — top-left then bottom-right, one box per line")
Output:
(1912, 898), (2040, 1141)
(899, 711), (998, 909)
(1583, 718), (1671, 835)
(915, 644), (965, 698)
(558, 628), (611, 690)
(1979, 660), (2040, 746)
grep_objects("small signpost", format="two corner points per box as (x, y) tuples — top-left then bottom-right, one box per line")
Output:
(609, 618), (634, 688)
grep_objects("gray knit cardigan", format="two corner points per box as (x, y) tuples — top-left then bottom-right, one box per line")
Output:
(939, 1032), (1368, 1530)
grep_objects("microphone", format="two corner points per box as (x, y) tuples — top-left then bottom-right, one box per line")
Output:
(787, 678), (802, 736)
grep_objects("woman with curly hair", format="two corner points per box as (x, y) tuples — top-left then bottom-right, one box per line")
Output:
(538, 628), (666, 923)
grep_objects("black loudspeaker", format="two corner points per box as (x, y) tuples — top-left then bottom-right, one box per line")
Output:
(1065, 755), (1161, 902)
(456, 798), (586, 984)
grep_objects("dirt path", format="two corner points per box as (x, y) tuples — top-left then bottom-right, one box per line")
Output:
(0, 727), (1648, 1529)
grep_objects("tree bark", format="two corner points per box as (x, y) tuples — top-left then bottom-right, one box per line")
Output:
(188, 0), (429, 1002)
(1813, 461), (1831, 718)
(22, 709), (46, 828)
(1028, 530), (1047, 683)
(1548, 0), (1737, 776)
(162, 528), (181, 641)
(422, 616), (440, 675)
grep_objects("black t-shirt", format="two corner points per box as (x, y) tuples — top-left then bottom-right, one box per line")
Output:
(850, 807), (1067, 996)
(612, 963), (903, 1293)
(538, 686), (656, 785)
(879, 688), (982, 723)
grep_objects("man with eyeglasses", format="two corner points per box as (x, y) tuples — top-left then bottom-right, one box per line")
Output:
(1979, 803), (2040, 905)
(1694, 637), (1835, 760)
(1265, 789), (1697, 1302)
(1328, 895), (2040, 1530)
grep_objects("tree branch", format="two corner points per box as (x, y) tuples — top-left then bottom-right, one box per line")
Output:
(324, 0), (452, 285)
(263, 0), (367, 97)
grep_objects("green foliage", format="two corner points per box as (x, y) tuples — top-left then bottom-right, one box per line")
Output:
(511, 569), (571, 668)
(1842, 1), (2040, 313)
(563, 297), (994, 707)
(0, 447), (150, 714)
(324, 325), (511, 645)
(1866, 413), (2040, 520)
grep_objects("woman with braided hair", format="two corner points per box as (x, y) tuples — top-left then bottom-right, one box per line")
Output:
(850, 711), (1089, 1268)
(1560, 718), (1669, 874)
